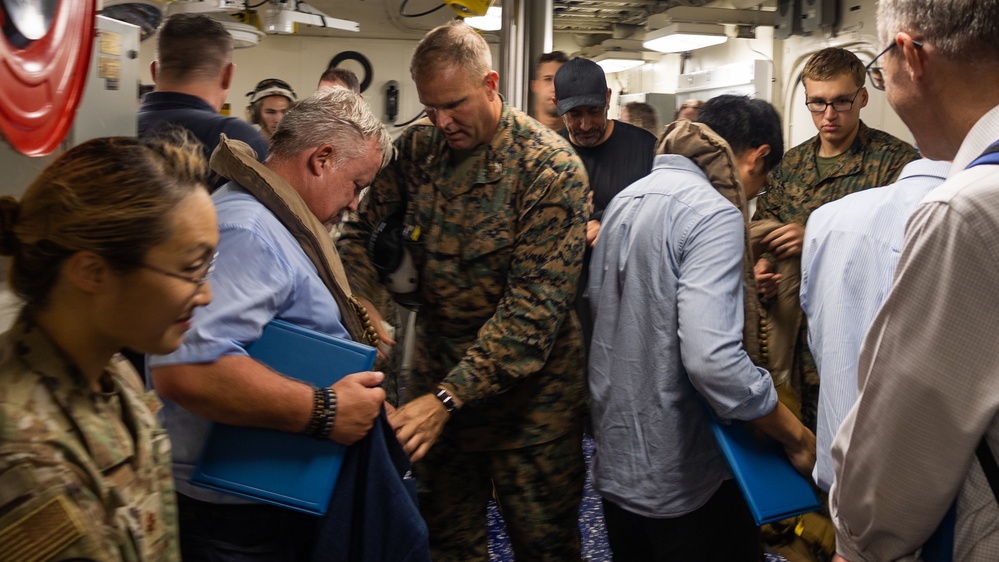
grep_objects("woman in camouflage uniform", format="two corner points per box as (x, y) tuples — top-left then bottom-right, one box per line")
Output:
(0, 135), (217, 561)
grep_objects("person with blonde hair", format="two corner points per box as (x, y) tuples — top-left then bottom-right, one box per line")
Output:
(0, 134), (217, 561)
(751, 47), (917, 434)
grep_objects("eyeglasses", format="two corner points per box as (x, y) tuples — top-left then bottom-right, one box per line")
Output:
(865, 40), (924, 91)
(804, 87), (863, 114)
(140, 252), (217, 287)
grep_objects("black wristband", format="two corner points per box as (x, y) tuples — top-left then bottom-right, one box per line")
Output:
(435, 387), (456, 413)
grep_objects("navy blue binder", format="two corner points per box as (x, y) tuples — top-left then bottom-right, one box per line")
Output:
(708, 413), (820, 525)
(191, 319), (377, 515)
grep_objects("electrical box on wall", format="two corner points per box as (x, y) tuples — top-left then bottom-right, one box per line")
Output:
(68, 16), (140, 146)
(800, 0), (837, 33)
(774, 0), (801, 39)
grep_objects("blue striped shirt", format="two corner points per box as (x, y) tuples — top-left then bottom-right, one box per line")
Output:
(801, 158), (951, 491)
(589, 154), (778, 517)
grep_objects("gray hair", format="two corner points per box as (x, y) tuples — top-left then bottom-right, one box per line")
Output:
(410, 20), (492, 84)
(878, 0), (999, 62)
(268, 88), (392, 169)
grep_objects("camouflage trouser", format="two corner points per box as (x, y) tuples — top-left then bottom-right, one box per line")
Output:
(415, 429), (585, 562)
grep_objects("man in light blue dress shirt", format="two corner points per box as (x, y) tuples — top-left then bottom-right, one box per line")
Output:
(801, 158), (950, 492)
(148, 90), (393, 559)
(588, 95), (816, 561)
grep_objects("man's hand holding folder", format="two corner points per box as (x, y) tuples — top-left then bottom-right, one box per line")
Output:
(750, 401), (817, 477)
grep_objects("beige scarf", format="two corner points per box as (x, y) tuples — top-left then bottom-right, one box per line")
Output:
(209, 135), (379, 346)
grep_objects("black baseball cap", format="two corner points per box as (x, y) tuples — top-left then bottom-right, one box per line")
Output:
(554, 58), (608, 116)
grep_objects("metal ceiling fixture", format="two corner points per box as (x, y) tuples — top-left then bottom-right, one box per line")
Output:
(552, 0), (709, 35)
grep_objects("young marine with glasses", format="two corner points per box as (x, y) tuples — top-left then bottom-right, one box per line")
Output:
(0, 134), (217, 561)
(749, 47), (918, 557)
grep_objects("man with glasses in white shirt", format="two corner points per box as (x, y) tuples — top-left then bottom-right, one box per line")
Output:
(831, 0), (999, 557)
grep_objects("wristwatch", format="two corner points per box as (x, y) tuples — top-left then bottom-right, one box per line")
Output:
(434, 387), (457, 413)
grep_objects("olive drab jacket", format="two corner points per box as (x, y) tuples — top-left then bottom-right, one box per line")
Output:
(338, 104), (589, 451)
(0, 320), (179, 562)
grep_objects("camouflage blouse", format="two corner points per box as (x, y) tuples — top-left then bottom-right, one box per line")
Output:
(338, 104), (590, 450)
(0, 320), (179, 562)
(755, 121), (919, 225)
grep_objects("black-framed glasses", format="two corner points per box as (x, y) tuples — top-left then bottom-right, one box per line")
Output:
(804, 87), (863, 114)
(866, 40), (924, 91)
(140, 252), (217, 287)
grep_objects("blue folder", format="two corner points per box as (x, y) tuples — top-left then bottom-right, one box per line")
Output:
(708, 413), (820, 525)
(191, 319), (377, 515)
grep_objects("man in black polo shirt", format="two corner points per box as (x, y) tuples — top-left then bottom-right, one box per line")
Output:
(139, 13), (267, 190)
(130, 13), (269, 373)
(553, 57), (657, 351)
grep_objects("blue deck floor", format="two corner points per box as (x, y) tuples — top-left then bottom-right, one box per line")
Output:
(485, 435), (788, 562)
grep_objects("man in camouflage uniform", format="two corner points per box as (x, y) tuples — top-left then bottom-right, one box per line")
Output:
(0, 323), (179, 561)
(752, 47), (918, 431)
(338, 20), (589, 561)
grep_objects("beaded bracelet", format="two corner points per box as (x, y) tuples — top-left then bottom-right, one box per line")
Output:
(304, 386), (327, 436)
(304, 386), (338, 440)
(317, 388), (337, 440)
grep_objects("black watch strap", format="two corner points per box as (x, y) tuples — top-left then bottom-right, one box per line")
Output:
(435, 388), (456, 413)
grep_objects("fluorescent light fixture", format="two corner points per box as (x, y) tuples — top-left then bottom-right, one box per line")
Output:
(465, 6), (501, 31)
(596, 57), (645, 73)
(593, 52), (646, 74)
(643, 22), (728, 53)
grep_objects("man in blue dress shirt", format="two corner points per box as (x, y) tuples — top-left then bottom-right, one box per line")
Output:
(801, 157), (949, 492)
(148, 89), (392, 560)
(588, 95), (816, 561)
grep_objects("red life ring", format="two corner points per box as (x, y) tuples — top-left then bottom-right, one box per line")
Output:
(0, 0), (97, 156)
